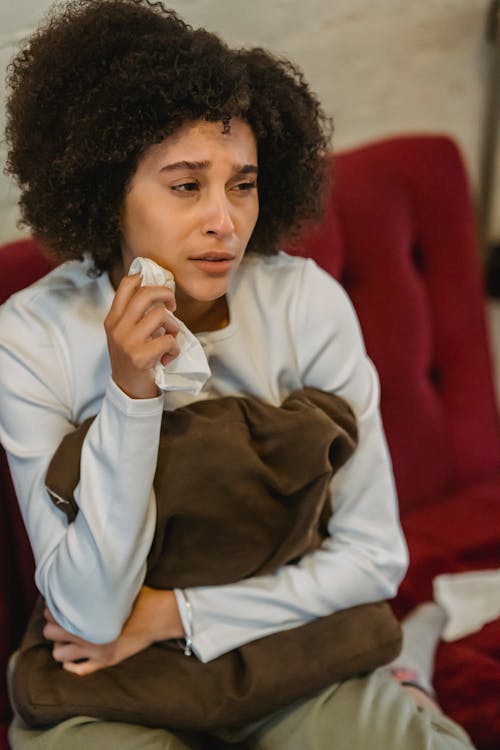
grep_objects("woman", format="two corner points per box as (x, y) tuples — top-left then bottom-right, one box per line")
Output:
(0, 1), (474, 747)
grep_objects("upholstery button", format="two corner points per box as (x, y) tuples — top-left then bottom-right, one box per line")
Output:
(412, 245), (425, 272)
(428, 365), (441, 385)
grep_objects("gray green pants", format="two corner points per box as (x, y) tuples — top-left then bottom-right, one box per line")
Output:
(8, 668), (474, 750)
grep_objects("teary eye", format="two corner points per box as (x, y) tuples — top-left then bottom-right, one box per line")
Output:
(171, 182), (199, 192)
(232, 181), (257, 192)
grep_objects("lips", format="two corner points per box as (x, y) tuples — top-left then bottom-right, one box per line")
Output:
(188, 253), (236, 274)
(189, 253), (235, 261)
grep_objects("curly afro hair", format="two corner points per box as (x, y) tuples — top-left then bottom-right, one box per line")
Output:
(5, 0), (332, 274)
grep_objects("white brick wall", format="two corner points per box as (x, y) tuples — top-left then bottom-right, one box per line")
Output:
(1, 0), (498, 245)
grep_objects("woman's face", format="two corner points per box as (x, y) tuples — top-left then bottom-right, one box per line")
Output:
(120, 118), (259, 306)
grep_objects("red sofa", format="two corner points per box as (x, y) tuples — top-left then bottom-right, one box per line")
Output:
(1, 135), (499, 749)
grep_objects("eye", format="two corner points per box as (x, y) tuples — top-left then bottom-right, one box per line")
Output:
(231, 181), (257, 192)
(171, 182), (199, 193)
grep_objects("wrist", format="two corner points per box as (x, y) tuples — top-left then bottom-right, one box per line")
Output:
(112, 372), (159, 400)
(152, 588), (185, 642)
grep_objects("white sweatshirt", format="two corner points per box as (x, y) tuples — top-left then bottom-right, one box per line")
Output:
(0, 251), (408, 663)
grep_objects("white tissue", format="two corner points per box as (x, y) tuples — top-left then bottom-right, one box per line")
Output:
(433, 569), (500, 641)
(128, 257), (211, 395)
(129, 256), (176, 291)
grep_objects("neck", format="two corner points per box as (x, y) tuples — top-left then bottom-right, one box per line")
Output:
(176, 295), (229, 333)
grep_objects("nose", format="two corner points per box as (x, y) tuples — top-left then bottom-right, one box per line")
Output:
(202, 191), (235, 238)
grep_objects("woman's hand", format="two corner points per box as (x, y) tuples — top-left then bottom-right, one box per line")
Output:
(104, 273), (180, 399)
(43, 586), (185, 676)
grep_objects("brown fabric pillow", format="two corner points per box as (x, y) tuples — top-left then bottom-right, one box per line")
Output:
(11, 388), (402, 730)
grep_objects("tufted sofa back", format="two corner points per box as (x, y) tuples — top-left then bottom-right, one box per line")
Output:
(290, 135), (500, 511)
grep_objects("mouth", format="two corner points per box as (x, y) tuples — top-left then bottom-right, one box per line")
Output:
(189, 253), (236, 274)
(189, 253), (236, 262)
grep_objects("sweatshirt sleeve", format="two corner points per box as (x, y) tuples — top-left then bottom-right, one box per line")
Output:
(178, 259), (408, 662)
(0, 291), (163, 643)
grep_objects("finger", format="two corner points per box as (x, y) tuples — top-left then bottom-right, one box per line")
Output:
(133, 305), (179, 341)
(63, 658), (102, 676)
(114, 334), (180, 373)
(43, 621), (82, 643)
(53, 642), (89, 663)
(106, 273), (143, 324)
(43, 607), (57, 624)
(160, 342), (181, 366)
(116, 286), (177, 327)
(144, 335), (181, 368)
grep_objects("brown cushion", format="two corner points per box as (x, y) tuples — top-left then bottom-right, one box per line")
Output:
(12, 388), (401, 730)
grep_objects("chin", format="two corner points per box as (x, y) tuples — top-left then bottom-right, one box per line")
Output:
(179, 281), (229, 303)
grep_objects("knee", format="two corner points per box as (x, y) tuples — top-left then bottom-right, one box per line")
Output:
(254, 672), (474, 750)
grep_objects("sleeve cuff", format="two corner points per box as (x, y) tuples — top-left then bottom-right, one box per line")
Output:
(174, 589), (198, 658)
(106, 377), (164, 417)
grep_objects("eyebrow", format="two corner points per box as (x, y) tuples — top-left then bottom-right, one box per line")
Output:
(160, 160), (258, 175)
